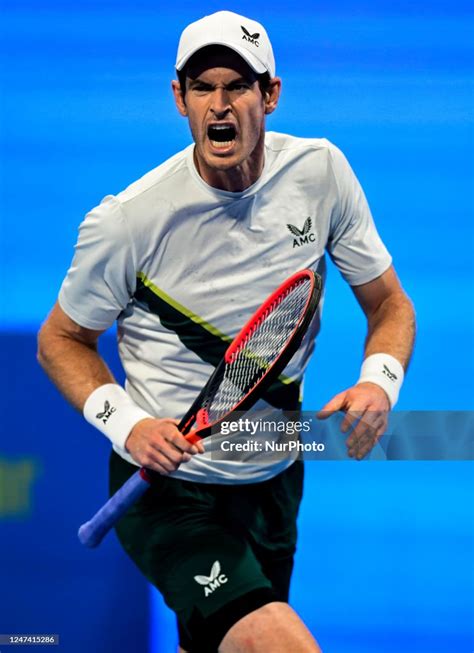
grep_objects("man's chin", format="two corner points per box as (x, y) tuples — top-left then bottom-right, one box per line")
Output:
(200, 150), (243, 172)
(207, 157), (241, 172)
(207, 139), (237, 156)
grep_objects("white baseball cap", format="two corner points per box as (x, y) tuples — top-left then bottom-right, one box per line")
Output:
(175, 10), (276, 78)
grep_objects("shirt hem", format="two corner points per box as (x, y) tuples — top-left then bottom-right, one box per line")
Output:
(112, 443), (297, 485)
(344, 257), (392, 287)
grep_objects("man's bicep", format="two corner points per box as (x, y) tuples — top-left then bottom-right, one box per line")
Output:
(351, 265), (406, 317)
(40, 301), (106, 346)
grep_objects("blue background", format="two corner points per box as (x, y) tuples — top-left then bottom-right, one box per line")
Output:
(1, 1), (473, 652)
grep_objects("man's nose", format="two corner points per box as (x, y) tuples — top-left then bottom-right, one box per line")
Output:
(210, 88), (231, 117)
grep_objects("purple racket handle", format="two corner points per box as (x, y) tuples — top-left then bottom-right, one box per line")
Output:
(78, 469), (151, 548)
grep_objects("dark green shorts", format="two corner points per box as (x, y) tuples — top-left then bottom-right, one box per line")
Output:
(110, 452), (304, 652)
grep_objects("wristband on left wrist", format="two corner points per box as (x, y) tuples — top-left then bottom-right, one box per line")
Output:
(357, 353), (404, 408)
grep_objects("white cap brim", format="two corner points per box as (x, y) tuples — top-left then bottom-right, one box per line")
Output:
(176, 41), (268, 76)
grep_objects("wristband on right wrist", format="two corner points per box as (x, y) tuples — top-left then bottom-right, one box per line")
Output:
(83, 383), (152, 450)
(357, 353), (405, 408)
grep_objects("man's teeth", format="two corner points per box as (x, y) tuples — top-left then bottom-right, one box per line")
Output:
(210, 140), (234, 148)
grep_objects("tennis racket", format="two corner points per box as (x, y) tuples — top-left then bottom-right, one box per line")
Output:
(78, 268), (322, 547)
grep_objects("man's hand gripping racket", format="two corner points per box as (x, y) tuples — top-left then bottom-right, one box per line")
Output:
(78, 269), (322, 547)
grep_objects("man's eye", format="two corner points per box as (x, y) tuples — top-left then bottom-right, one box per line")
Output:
(229, 83), (250, 91)
(191, 84), (212, 93)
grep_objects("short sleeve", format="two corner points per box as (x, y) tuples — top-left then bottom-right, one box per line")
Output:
(58, 195), (137, 330)
(326, 144), (392, 286)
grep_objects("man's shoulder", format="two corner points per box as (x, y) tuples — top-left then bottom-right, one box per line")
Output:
(265, 131), (337, 156)
(264, 132), (350, 184)
(115, 144), (193, 206)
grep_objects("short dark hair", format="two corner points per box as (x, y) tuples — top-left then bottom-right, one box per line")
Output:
(257, 72), (272, 96)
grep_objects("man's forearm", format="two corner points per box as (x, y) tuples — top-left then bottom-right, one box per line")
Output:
(37, 304), (201, 472)
(364, 291), (416, 370)
(37, 326), (116, 412)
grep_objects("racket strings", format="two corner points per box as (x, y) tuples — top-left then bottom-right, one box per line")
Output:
(203, 278), (312, 421)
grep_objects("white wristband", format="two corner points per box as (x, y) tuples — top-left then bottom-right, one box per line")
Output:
(357, 353), (404, 408)
(83, 384), (152, 450)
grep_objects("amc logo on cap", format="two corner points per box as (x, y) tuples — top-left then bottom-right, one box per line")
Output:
(241, 25), (260, 47)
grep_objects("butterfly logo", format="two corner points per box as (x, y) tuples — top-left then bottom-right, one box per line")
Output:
(96, 400), (116, 424)
(382, 364), (397, 381)
(96, 401), (111, 420)
(241, 25), (260, 45)
(287, 217), (316, 248)
(287, 217), (312, 237)
(194, 560), (228, 597)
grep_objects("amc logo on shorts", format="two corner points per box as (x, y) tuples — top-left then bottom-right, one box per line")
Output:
(194, 560), (229, 597)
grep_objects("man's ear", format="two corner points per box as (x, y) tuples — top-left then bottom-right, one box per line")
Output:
(171, 80), (187, 117)
(264, 77), (282, 115)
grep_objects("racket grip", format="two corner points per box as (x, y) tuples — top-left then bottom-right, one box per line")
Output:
(185, 431), (203, 445)
(78, 470), (151, 548)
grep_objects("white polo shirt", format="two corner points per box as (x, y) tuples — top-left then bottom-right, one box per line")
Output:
(59, 132), (392, 483)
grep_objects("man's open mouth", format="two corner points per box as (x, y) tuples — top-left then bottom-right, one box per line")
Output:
(207, 124), (237, 149)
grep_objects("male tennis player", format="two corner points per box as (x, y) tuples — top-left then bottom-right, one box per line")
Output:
(38, 10), (415, 653)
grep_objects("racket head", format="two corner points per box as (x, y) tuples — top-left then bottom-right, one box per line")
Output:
(179, 269), (322, 438)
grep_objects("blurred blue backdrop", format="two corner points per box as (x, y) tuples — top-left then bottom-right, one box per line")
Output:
(1, 1), (473, 652)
